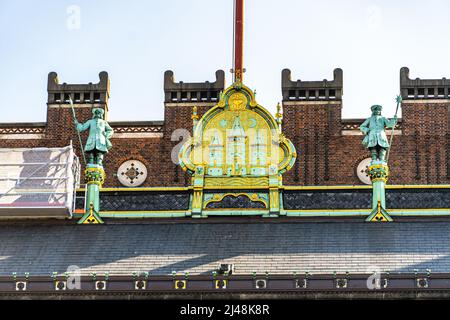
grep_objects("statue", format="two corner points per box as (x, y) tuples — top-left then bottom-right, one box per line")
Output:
(360, 104), (398, 162)
(72, 107), (113, 224)
(360, 97), (401, 223)
(76, 108), (113, 166)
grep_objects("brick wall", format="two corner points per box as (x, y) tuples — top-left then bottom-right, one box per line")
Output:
(162, 103), (214, 186)
(282, 101), (342, 185)
(1, 68), (449, 187)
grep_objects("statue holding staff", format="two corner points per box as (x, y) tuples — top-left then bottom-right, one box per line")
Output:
(360, 98), (400, 162)
(75, 108), (114, 166)
(360, 96), (402, 222)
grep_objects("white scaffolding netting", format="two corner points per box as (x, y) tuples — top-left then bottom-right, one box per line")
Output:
(0, 145), (80, 218)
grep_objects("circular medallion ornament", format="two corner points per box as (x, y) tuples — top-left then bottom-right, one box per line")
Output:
(117, 160), (147, 187)
(228, 92), (247, 111)
(356, 158), (372, 185)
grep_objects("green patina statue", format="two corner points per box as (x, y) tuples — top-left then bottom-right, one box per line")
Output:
(360, 104), (398, 162)
(360, 97), (402, 222)
(76, 108), (114, 166)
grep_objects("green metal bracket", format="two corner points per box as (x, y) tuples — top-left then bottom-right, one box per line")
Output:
(366, 201), (393, 222)
(78, 202), (104, 224)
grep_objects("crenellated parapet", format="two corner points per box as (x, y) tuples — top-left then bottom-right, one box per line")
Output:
(400, 67), (450, 100)
(47, 71), (110, 107)
(281, 68), (343, 101)
(163, 70), (225, 103)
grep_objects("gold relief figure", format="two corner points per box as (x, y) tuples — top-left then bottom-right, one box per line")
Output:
(228, 92), (247, 111)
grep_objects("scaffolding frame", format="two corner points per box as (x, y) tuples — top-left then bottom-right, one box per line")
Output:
(0, 144), (80, 219)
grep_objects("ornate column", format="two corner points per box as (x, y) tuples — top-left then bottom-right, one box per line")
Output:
(191, 165), (205, 218)
(366, 161), (392, 222)
(268, 164), (281, 215)
(78, 164), (105, 224)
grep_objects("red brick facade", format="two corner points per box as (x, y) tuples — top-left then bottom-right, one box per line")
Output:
(1, 68), (449, 187)
(282, 100), (449, 186)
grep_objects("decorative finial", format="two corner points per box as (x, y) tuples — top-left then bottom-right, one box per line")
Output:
(192, 106), (199, 127)
(192, 106), (198, 121)
(275, 102), (282, 126)
(233, 79), (243, 90)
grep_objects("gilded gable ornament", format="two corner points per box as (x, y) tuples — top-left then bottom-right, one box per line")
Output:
(178, 81), (297, 217)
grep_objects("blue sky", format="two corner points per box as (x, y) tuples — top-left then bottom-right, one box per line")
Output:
(1, 0), (450, 122)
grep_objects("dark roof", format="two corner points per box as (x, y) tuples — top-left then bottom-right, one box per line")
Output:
(1, 221), (449, 276)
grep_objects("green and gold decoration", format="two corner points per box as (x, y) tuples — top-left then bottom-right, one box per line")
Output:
(179, 80), (296, 217)
(366, 162), (392, 222)
(78, 165), (105, 224)
(78, 202), (104, 224)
